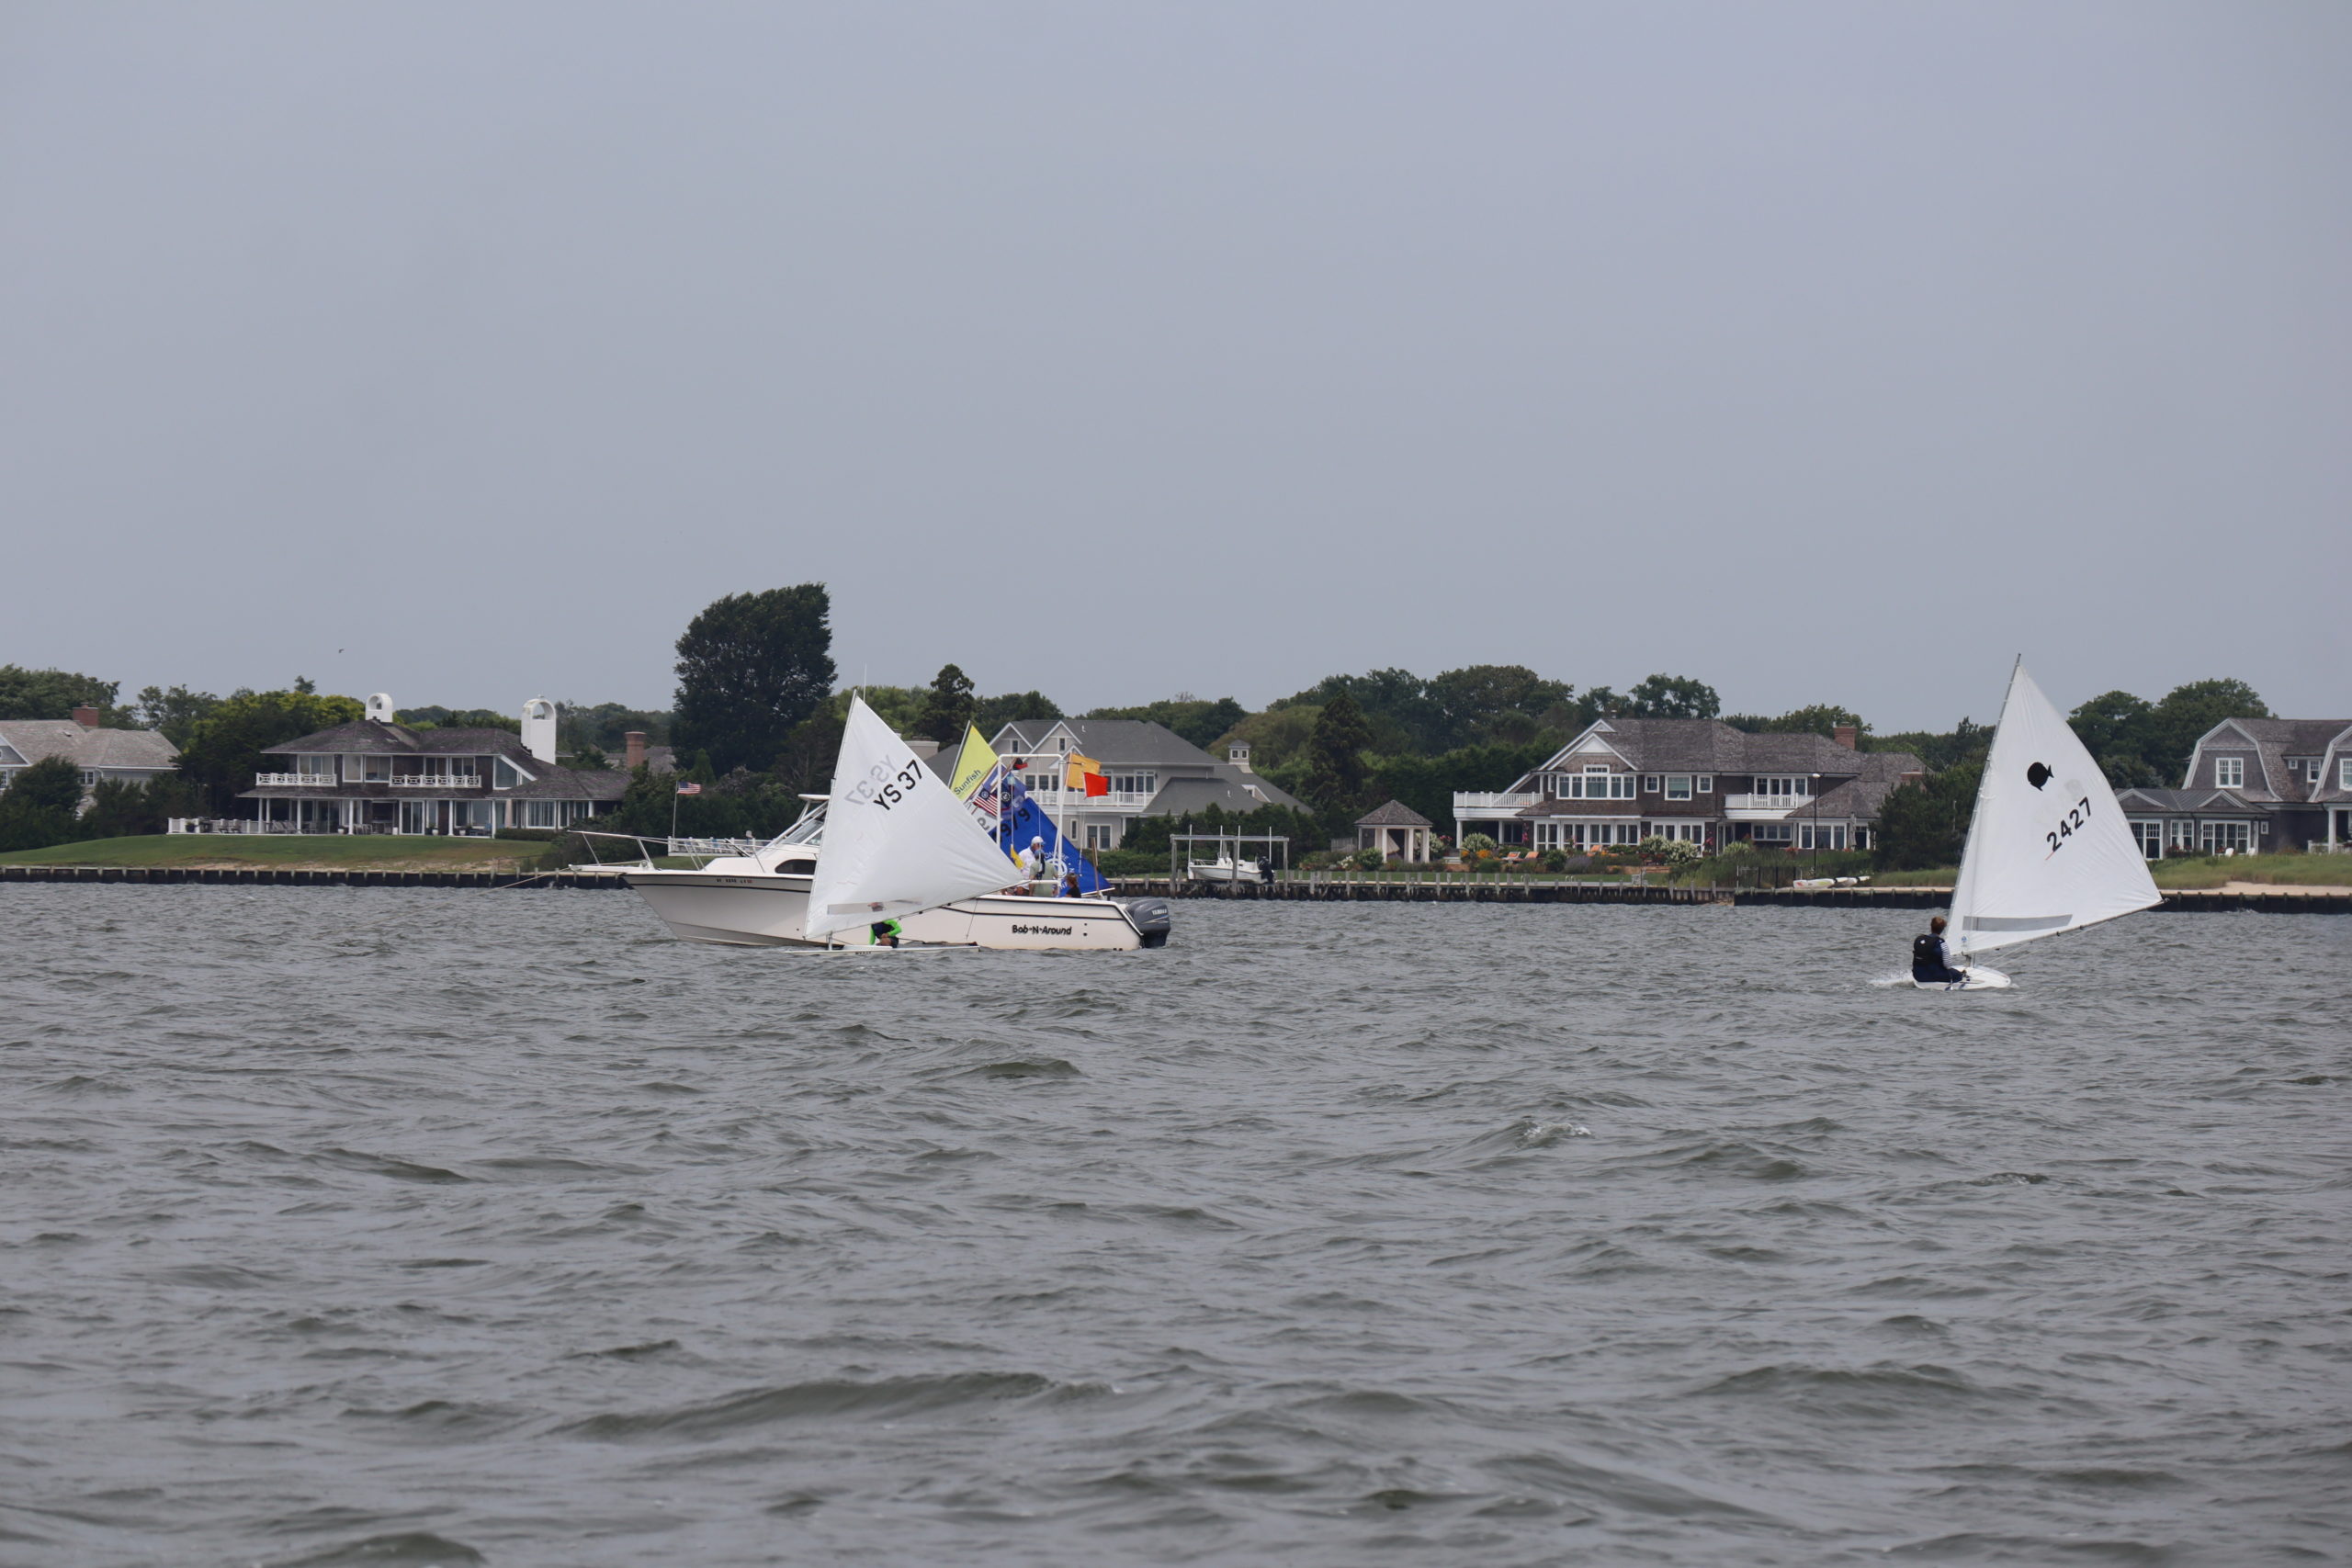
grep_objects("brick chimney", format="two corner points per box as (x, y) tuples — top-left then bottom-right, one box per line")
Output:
(624, 731), (647, 770)
(71, 705), (100, 728)
(1833, 724), (1858, 750)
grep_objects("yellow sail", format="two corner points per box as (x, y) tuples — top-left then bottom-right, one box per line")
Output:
(949, 722), (1001, 801)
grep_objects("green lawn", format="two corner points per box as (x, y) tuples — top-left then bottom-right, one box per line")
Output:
(0, 835), (545, 872)
(2147, 853), (2352, 889)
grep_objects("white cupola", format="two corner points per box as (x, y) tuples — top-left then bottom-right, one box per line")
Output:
(521, 697), (558, 763)
(366, 693), (395, 724)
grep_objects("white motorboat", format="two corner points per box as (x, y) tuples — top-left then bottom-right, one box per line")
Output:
(1186, 856), (1267, 884)
(1914, 660), (2160, 989)
(623, 697), (1169, 952)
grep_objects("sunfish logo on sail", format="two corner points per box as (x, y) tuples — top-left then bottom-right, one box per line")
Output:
(2025, 761), (2052, 790)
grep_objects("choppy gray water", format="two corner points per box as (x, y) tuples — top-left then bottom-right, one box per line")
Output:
(3, 887), (2347, 1566)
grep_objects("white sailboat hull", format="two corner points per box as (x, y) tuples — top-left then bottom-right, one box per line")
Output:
(625, 869), (1167, 951)
(1909, 964), (2012, 991)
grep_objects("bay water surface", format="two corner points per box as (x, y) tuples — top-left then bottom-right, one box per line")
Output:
(3, 886), (2347, 1565)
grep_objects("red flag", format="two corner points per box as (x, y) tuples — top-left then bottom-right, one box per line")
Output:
(1084, 772), (1109, 797)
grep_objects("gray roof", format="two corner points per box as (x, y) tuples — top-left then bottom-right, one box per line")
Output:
(0, 719), (179, 772)
(1356, 798), (1433, 828)
(263, 718), (537, 759)
(991, 717), (1221, 770)
(2115, 786), (2269, 816)
(1523, 718), (1920, 788)
(1142, 770), (1306, 817)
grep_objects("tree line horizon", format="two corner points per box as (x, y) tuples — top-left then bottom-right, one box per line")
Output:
(0, 583), (2279, 863)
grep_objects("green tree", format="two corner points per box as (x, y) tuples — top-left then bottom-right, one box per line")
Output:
(1083, 695), (1249, 750)
(671, 584), (838, 774)
(133, 685), (224, 745)
(1874, 761), (1983, 871)
(174, 690), (367, 813)
(918, 663), (978, 742)
(2066, 690), (2161, 788)
(1302, 693), (1376, 828)
(0, 665), (126, 723)
(79, 778), (163, 839)
(1369, 740), (1555, 835)
(397, 705), (521, 734)
(1424, 664), (1576, 750)
(0, 756), (86, 852)
(971, 690), (1062, 736)
(2148, 678), (2268, 786)
(1622, 673), (1720, 719)
(1724, 704), (1869, 740)
(558, 702), (673, 752)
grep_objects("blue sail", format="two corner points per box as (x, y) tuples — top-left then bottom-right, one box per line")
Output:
(1000, 795), (1111, 894)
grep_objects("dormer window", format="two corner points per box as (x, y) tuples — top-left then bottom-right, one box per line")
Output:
(493, 757), (526, 789)
(2214, 756), (2245, 789)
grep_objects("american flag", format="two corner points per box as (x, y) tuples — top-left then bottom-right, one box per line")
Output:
(674, 782), (702, 796)
(968, 764), (1003, 822)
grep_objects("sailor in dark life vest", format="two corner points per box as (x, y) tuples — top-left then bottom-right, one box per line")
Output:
(868, 919), (903, 948)
(1912, 915), (1964, 985)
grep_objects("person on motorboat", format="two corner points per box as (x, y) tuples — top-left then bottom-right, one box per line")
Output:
(1017, 836), (1047, 880)
(1058, 871), (1081, 897)
(1912, 915), (1965, 985)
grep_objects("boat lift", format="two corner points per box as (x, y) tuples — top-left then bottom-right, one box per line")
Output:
(1170, 830), (1290, 885)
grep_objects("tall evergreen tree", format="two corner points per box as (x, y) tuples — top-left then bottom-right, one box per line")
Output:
(671, 584), (838, 774)
(1303, 693), (1375, 821)
(918, 663), (978, 742)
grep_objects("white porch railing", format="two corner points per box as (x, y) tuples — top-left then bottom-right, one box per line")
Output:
(1723, 794), (1809, 811)
(166, 818), (303, 835)
(251, 773), (332, 786)
(1453, 793), (1539, 811)
(390, 774), (482, 787)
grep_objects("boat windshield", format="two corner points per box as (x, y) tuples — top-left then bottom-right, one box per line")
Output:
(769, 801), (827, 848)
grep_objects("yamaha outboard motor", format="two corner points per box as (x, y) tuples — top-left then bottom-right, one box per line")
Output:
(1121, 897), (1172, 948)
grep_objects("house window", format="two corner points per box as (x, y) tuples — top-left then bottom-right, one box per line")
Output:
(1696, 776), (1713, 794)
(1664, 774), (1692, 801)
(526, 800), (558, 828)
(1111, 773), (1155, 797)
(1084, 823), (1118, 851)
(1797, 823), (1848, 850)
(297, 755), (335, 780)
(1641, 775), (1660, 794)
(1755, 776), (1810, 802)
(2341, 759), (2352, 791)
(2200, 820), (2251, 853)
(1753, 824), (1792, 843)
(493, 758), (522, 789)
(2131, 820), (2163, 860)
(1853, 826), (1871, 851)
(2213, 756), (2245, 788)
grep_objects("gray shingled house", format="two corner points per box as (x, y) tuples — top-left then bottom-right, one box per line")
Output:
(1455, 717), (1925, 853)
(0, 707), (180, 805)
(238, 694), (627, 835)
(930, 717), (1304, 852)
(2118, 716), (2352, 855)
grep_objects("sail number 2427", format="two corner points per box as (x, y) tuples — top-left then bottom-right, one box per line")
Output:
(2043, 797), (2093, 857)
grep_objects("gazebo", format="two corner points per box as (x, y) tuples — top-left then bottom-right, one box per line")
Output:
(1355, 799), (1434, 863)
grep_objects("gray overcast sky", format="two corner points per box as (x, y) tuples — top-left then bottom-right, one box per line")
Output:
(4, 2), (2346, 731)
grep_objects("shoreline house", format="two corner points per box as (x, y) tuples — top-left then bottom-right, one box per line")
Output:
(2118, 717), (2352, 856)
(0, 706), (180, 805)
(1453, 718), (1924, 854)
(938, 718), (1305, 852)
(237, 694), (628, 835)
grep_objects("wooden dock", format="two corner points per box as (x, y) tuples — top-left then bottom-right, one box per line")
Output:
(0, 864), (631, 890)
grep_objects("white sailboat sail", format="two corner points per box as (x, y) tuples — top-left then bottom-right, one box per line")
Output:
(802, 695), (1023, 942)
(1948, 662), (2160, 957)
